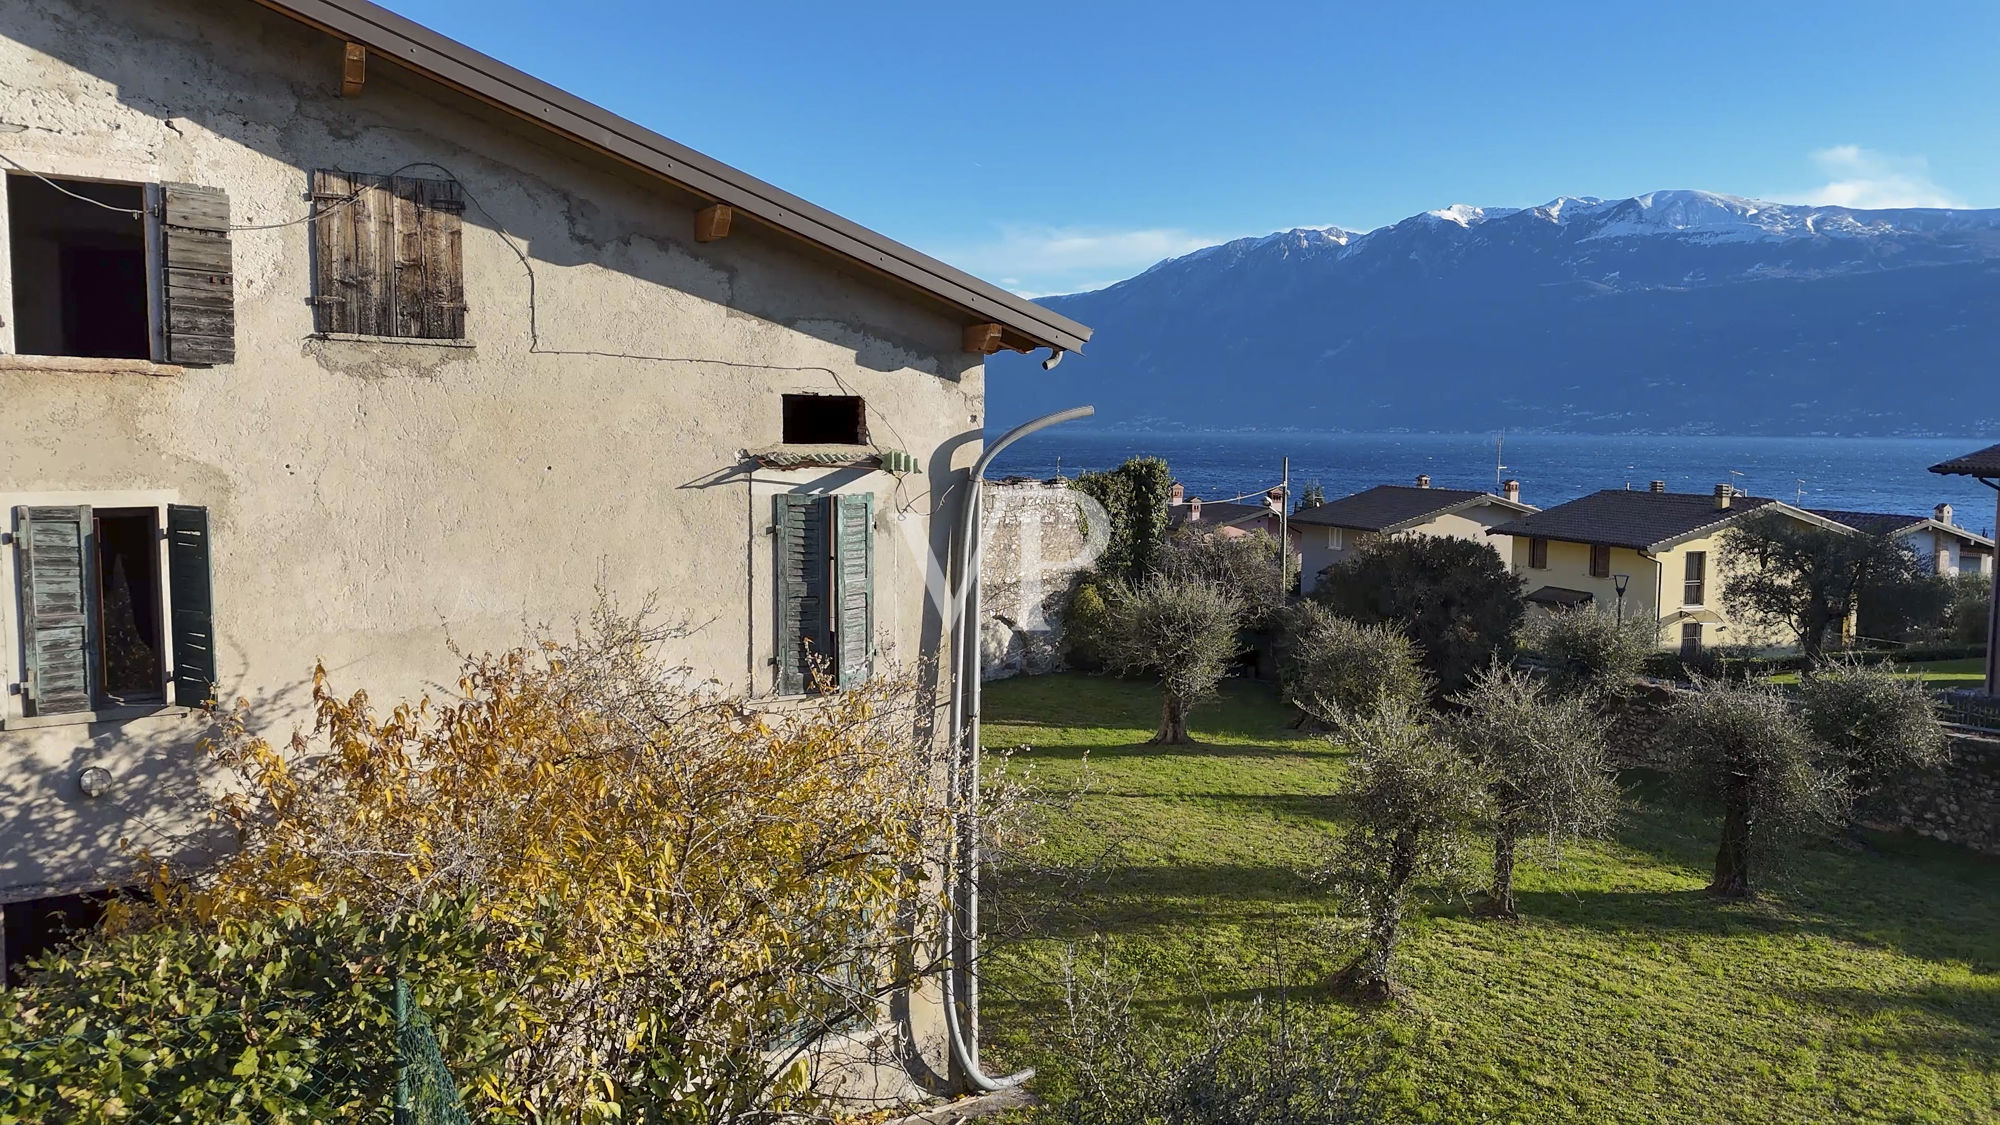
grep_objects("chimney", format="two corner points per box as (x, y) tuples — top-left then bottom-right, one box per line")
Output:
(1503, 479), (1521, 504)
(1936, 502), (1954, 526)
(1714, 483), (1733, 510)
(1416, 474), (1431, 489)
(1649, 480), (1666, 493)
(1266, 486), (1287, 512)
(1188, 496), (1202, 522)
(1169, 481), (1185, 506)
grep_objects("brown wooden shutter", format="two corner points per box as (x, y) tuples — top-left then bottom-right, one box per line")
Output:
(833, 493), (874, 688)
(156, 184), (235, 365)
(15, 505), (94, 715)
(167, 505), (217, 707)
(312, 171), (464, 339)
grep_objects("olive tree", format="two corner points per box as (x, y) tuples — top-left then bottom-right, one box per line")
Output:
(1103, 574), (1247, 744)
(1721, 512), (1920, 660)
(1324, 697), (1490, 1001)
(1665, 680), (1846, 898)
(1161, 527), (1288, 630)
(1797, 659), (1948, 821)
(1314, 535), (1525, 696)
(1521, 608), (1655, 700)
(1447, 666), (1618, 918)
(1278, 601), (1429, 725)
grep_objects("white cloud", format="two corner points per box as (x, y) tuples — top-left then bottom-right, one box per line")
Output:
(931, 225), (1225, 298)
(1784, 146), (1962, 210)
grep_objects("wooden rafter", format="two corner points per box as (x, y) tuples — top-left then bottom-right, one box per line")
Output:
(341, 42), (366, 97)
(695, 203), (734, 243)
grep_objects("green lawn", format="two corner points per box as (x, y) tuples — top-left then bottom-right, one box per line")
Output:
(1768, 658), (1987, 686)
(979, 673), (2000, 1124)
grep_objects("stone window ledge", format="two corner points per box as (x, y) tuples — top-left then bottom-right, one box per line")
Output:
(0, 354), (183, 377)
(1, 704), (192, 732)
(309, 332), (474, 349)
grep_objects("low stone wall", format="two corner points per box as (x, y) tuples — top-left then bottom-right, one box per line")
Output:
(1864, 732), (2000, 855)
(978, 480), (1095, 681)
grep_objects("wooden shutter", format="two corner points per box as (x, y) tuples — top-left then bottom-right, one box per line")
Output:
(833, 493), (875, 688)
(775, 495), (834, 695)
(15, 506), (94, 715)
(166, 505), (216, 707)
(155, 183), (235, 365)
(312, 171), (464, 339)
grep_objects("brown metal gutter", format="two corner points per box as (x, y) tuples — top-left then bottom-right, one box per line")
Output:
(246, 0), (1093, 354)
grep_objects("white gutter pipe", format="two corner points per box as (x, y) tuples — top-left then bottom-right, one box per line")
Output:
(941, 404), (1093, 1092)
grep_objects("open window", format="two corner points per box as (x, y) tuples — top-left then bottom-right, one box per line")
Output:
(782, 394), (867, 445)
(4, 173), (235, 365)
(12, 503), (215, 719)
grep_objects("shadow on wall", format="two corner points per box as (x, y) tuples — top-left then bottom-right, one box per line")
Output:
(0, 0), (983, 381)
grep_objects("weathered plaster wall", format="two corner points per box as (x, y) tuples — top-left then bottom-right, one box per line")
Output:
(0, 0), (988, 1083)
(978, 480), (1092, 680)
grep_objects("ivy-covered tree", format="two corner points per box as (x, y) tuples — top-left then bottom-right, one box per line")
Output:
(1073, 457), (1173, 586)
(1721, 512), (1920, 659)
(1324, 697), (1490, 1000)
(1278, 601), (1429, 724)
(1313, 535), (1525, 696)
(1102, 574), (1246, 744)
(1447, 666), (1618, 918)
(1665, 679), (1846, 898)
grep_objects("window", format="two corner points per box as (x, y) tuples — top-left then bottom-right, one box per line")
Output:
(782, 394), (867, 445)
(1589, 544), (1612, 578)
(1683, 551), (1707, 606)
(773, 493), (874, 695)
(1680, 622), (1703, 659)
(1530, 538), (1549, 569)
(1328, 526), (1343, 549)
(310, 170), (466, 340)
(4, 173), (236, 365)
(11, 503), (214, 718)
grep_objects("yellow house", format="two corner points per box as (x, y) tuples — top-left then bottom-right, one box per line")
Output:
(1489, 483), (1859, 655)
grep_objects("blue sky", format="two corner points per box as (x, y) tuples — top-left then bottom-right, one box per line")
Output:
(385, 0), (2000, 296)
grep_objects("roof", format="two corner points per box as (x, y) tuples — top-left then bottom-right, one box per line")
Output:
(1930, 443), (2000, 478)
(1171, 500), (1276, 531)
(1489, 489), (1801, 551)
(247, 0), (1091, 354)
(1809, 509), (1997, 549)
(1525, 586), (1596, 609)
(1288, 485), (1534, 533)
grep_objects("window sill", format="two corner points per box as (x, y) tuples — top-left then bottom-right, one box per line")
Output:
(0, 354), (183, 378)
(1, 703), (192, 731)
(310, 333), (474, 348)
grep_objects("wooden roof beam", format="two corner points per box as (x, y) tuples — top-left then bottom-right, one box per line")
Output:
(695, 203), (733, 243)
(341, 42), (366, 97)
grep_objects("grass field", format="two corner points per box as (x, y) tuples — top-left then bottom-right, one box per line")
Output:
(978, 673), (2000, 1124)
(1768, 657), (1987, 686)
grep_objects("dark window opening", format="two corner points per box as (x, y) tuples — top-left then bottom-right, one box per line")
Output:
(7, 174), (150, 359)
(96, 509), (163, 703)
(1683, 550), (1708, 606)
(783, 394), (867, 445)
(1589, 544), (1612, 578)
(1529, 538), (1549, 569)
(3, 891), (114, 985)
(1680, 622), (1703, 659)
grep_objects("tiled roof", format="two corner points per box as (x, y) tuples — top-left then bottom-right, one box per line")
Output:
(1288, 485), (1526, 532)
(1930, 443), (2000, 478)
(1170, 500), (1276, 531)
(1490, 489), (1777, 551)
(1808, 509), (1926, 536)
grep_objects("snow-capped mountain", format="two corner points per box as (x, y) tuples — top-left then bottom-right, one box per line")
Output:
(991, 190), (2000, 435)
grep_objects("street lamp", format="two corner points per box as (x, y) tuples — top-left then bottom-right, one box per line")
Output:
(1613, 573), (1631, 626)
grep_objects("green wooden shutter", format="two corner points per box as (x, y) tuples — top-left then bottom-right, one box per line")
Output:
(156, 183), (235, 365)
(775, 495), (834, 695)
(167, 505), (217, 707)
(833, 493), (875, 688)
(15, 506), (94, 716)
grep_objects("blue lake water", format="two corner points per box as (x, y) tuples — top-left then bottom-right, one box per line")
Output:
(985, 430), (2000, 535)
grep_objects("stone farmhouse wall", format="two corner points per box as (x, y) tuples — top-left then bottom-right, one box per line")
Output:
(978, 480), (1094, 681)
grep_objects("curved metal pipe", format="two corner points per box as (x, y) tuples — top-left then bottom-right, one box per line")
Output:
(941, 405), (1093, 1092)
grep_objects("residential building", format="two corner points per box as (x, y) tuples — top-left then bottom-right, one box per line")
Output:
(1809, 505), (1995, 578)
(0, 0), (1091, 1095)
(1928, 443), (2000, 697)
(1167, 483), (1303, 571)
(1289, 476), (1535, 594)
(1491, 483), (1856, 654)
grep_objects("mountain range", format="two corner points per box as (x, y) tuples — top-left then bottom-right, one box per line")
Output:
(987, 190), (2000, 436)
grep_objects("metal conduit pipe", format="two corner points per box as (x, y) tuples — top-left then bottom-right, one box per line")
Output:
(940, 405), (1094, 1092)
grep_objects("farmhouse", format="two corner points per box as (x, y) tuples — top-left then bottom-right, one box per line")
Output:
(0, 0), (1090, 1096)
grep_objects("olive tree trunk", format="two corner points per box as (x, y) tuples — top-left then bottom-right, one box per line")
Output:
(1152, 692), (1191, 745)
(1334, 827), (1418, 1002)
(1709, 775), (1755, 898)
(1483, 808), (1524, 919)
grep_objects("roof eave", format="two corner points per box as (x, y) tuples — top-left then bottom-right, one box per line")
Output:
(248, 0), (1092, 354)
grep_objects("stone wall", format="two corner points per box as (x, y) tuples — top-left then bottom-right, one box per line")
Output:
(1864, 732), (2000, 855)
(978, 480), (1095, 681)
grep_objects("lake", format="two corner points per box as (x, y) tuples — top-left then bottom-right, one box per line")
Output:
(985, 430), (2000, 534)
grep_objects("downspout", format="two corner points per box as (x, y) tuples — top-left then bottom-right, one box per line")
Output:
(941, 404), (1094, 1092)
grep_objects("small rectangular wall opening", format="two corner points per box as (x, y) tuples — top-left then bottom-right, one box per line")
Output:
(782, 394), (866, 445)
(7, 174), (150, 359)
(3, 891), (115, 984)
(95, 508), (164, 703)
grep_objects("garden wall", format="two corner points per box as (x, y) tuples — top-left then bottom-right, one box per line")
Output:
(1863, 732), (2000, 855)
(978, 480), (1094, 680)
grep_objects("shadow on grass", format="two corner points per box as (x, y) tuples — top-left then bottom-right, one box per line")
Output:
(1017, 741), (1331, 764)
(1786, 978), (2000, 1059)
(987, 861), (1323, 942)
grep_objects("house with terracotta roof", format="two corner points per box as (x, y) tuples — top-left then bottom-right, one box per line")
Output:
(1490, 482), (1858, 655)
(1290, 476), (1536, 594)
(1809, 505), (1994, 578)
